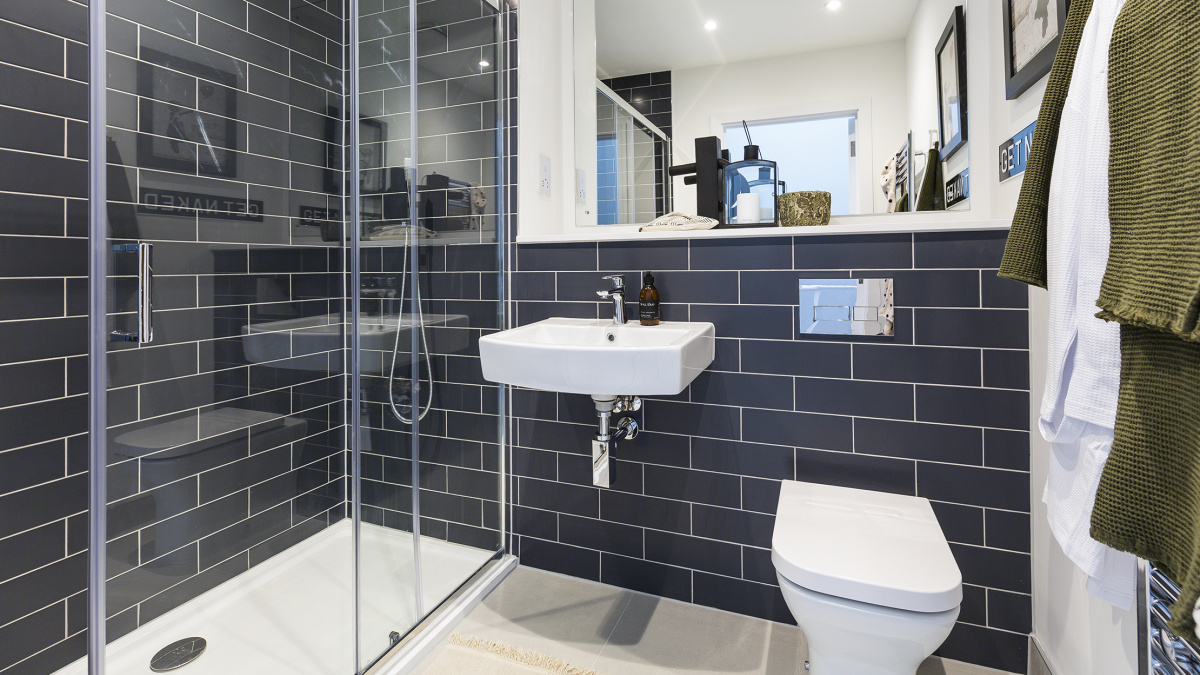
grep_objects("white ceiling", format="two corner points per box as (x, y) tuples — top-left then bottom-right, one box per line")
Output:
(595, 0), (922, 78)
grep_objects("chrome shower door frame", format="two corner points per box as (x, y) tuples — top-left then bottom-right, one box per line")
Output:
(86, 0), (108, 671)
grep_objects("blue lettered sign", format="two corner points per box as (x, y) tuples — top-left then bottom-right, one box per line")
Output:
(998, 120), (1037, 183)
(946, 168), (970, 207)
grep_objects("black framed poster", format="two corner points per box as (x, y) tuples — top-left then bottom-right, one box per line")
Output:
(936, 6), (968, 161)
(1003, 0), (1069, 99)
(137, 52), (239, 178)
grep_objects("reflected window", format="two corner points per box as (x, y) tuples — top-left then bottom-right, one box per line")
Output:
(724, 113), (858, 216)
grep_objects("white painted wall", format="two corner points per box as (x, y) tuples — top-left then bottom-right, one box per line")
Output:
(997, 0), (1137, 667)
(1027, 289), (1140, 675)
(669, 40), (908, 216)
(572, 0), (597, 225)
(906, 0), (969, 184)
(907, 0), (954, 152)
(515, 0), (575, 236)
(985, 0), (1042, 220)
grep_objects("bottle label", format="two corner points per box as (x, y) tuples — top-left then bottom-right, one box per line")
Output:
(639, 300), (659, 321)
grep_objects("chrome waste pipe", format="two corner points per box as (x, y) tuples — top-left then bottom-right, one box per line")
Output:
(591, 396), (641, 488)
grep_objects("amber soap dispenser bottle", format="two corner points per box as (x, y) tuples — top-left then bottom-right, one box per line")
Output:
(639, 272), (660, 325)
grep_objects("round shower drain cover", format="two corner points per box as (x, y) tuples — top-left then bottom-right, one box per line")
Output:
(149, 637), (207, 672)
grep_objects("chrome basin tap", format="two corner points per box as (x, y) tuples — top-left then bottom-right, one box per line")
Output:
(596, 275), (626, 325)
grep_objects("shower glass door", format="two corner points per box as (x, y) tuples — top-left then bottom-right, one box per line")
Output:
(101, 0), (358, 672)
(352, 0), (426, 664)
(79, 0), (506, 671)
(410, 0), (507, 607)
(355, 0), (508, 667)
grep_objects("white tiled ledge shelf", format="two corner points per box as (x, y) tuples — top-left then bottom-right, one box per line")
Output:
(516, 215), (1011, 244)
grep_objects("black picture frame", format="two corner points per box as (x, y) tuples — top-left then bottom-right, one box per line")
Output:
(935, 6), (968, 161)
(137, 51), (239, 178)
(323, 107), (388, 195)
(1003, 0), (1069, 100)
(359, 118), (386, 194)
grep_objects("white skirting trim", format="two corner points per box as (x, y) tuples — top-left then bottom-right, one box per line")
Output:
(1028, 635), (1055, 675)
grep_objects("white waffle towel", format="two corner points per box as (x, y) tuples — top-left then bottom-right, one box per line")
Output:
(639, 212), (718, 231)
(1039, 0), (1136, 609)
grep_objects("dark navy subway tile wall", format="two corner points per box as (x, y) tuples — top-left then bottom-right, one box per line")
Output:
(101, 0), (351, 649)
(600, 71), (671, 138)
(0, 0), (91, 672)
(356, 0), (509, 550)
(509, 230), (1031, 673)
(0, 0), (354, 670)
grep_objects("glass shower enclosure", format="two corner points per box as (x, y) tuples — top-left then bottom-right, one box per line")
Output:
(67, 0), (509, 672)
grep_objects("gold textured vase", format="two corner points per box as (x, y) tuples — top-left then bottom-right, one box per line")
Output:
(779, 191), (832, 227)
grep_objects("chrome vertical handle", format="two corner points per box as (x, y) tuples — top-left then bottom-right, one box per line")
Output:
(137, 243), (153, 343)
(111, 243), (153, 343)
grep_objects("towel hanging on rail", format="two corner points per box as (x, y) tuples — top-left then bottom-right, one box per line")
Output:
(1036, 0), (1135, 608)
(1088, 0), (1200, 645)
(998, 0), (1095, 288)
(914, 142), (944, 212)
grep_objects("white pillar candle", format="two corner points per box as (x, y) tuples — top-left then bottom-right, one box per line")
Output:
(736, 192), (762, 224)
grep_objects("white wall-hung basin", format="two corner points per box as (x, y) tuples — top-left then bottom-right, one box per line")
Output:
(479, 318), (716, 396)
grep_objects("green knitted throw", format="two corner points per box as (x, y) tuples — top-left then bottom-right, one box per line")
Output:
(1089, 0), (1200, 645)
(1091, 326), (1200, 642)
(1095, 1), (1200, 338)
(997, 0), (1094, 289)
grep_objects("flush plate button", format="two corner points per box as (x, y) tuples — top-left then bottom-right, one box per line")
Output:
(799, 278), (894, 336)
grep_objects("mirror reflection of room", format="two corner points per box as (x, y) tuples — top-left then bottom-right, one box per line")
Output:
(574, 0), (974, 227)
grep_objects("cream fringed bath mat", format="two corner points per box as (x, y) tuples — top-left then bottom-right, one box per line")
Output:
(421, 634), (601, 675)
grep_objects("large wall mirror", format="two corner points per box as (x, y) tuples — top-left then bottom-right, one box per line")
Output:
(572, 0), (977, 228)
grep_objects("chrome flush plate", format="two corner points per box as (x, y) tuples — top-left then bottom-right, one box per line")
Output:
(150, 637), (207, 672)
(798, 278), (894, 336)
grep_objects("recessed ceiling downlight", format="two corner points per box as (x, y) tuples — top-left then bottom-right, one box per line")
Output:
(825, 0), (842, 9)
(703, 20), (717, 31)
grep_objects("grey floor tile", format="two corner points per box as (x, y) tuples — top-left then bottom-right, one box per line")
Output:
(416, 566), (1010, 675)
(592, 592), (804, 674)
(433, 566), (633, 669)
(919, 656), (1017, 675)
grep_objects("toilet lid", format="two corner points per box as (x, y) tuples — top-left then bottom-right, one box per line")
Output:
(772, 481), (962, 613)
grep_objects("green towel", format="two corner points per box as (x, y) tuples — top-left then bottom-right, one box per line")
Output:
(1095, 1), (1200, 339)
(915, 143), (944, 211)
(1088, 0), (1200, 644)
(1091, 326), (1200, 642)
(997, 0), (1095, 288)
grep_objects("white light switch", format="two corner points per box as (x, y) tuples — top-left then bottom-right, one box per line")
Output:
(576, 169), (587, 205)
(538, 155), (552, 196)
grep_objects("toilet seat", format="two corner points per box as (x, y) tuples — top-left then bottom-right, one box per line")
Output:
(771, 481), (962, 613)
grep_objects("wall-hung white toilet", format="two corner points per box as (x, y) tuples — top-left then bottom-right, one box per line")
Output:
(772, 481), (963, 675)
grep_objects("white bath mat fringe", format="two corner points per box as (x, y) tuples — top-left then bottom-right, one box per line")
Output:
(422, 634), (601, 675)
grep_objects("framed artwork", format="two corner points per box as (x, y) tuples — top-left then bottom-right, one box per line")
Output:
(137, 52), (239, 178)
(936, 6), (968, 161)
(324, 108), (388, 195)
(359, 118), (386, 194)
(1003, 0), (1069, 100)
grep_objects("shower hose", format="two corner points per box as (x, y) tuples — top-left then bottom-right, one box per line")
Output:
(386, 215), (434, 425)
